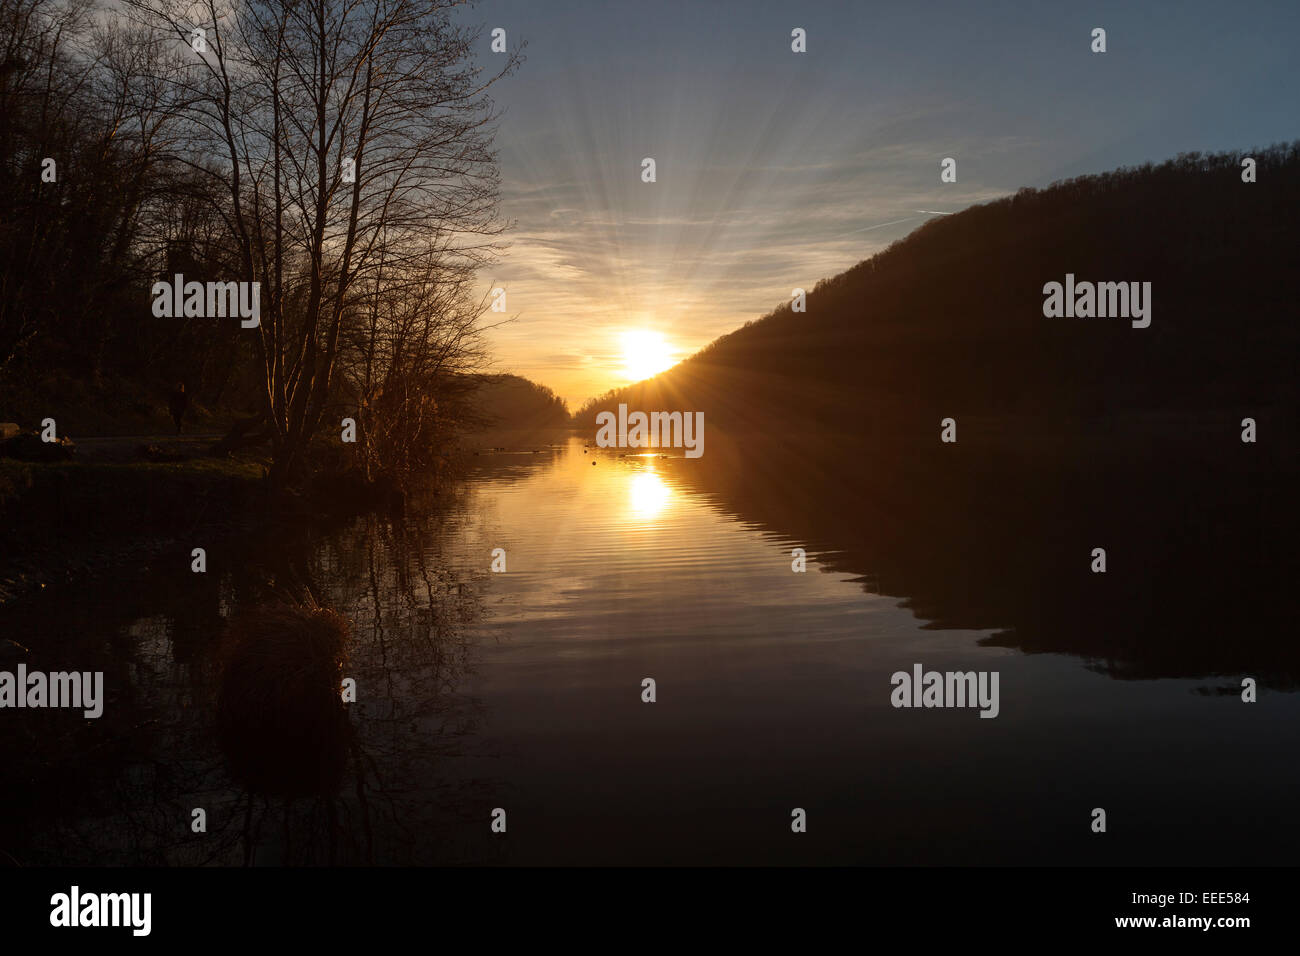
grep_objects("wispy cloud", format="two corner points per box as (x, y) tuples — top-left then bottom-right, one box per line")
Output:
(471, 0), (1299, 406)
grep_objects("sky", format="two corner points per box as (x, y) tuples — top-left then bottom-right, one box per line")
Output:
(463, 0), (1300, 408)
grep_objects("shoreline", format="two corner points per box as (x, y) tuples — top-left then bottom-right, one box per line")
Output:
(0, 425), (579, 609)
(0, 457), (267, 609)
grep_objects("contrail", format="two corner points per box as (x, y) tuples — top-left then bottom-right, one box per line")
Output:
(830, 216), (922, 239)
(828, 210), (951, 244)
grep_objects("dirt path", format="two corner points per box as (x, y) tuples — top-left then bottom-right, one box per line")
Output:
(72, 434), (224, 462)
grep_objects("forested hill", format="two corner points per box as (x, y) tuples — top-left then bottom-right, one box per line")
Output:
(574, 144), (1300, 439)
(472, 374), (570, 430)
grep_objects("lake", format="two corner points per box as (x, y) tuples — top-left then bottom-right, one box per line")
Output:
(2, 431), (1297, 865)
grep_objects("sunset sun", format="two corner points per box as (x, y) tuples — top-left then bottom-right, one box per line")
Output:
(620, 329), (675, 381)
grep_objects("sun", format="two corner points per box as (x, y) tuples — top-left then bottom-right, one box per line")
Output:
(620, 329), (675, 381)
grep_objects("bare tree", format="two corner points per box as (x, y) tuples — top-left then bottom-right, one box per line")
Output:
(340, 236), (500, 488)
(0, 0), (109, 373)
(124, 0), (519, 488)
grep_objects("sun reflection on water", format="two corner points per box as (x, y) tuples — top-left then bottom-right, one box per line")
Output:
(628, 468), (672, 520)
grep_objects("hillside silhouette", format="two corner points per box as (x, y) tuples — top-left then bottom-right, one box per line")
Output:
(473, 374), (570, 430)
(578, 145), (1300, 686)
(578, 144), (1298, 435)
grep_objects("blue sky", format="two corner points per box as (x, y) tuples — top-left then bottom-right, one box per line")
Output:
(464, 0), (1300, 406)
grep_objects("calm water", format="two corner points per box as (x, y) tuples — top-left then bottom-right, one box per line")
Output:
(3, 434), (1298, 865)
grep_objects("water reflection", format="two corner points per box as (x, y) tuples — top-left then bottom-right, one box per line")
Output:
(627, 468), (672, 520)
(666, 425), (1300, 688)
(0, 502), (492, 866)
(2, 430), (1298, 866)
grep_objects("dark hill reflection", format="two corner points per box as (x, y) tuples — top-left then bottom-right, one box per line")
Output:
(669, 423), (1300, 688)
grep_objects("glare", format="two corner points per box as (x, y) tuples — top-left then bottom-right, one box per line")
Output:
(628, 469), (672, 519)
(621, 329), (675, 381)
